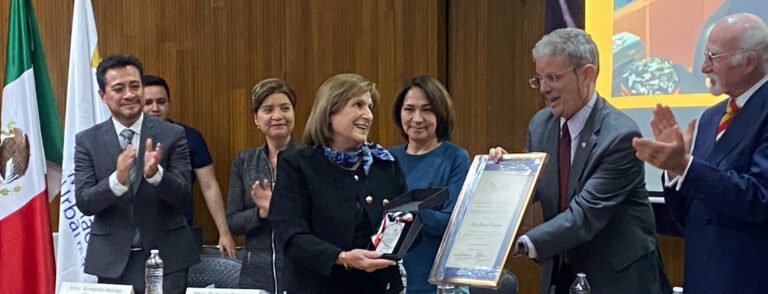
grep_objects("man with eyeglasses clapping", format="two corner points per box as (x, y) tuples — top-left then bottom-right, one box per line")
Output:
(634, 13), (768, 293)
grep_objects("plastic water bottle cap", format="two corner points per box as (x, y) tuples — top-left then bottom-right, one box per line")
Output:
(576, 273), (586, 278)
(673, 287), (683, 293)
(150, 249), (159, 254)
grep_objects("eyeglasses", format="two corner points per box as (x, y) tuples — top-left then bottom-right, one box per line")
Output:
(704, 49), (752, 64)
(529, 68), (574, 88)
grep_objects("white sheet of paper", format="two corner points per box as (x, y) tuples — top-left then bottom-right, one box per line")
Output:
(444, 171), (528, 269)
(60, 282), (134, 294)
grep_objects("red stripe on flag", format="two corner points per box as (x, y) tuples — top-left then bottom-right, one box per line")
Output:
(0, 191), (55, 294)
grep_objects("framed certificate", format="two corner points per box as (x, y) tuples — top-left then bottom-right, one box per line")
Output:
(429, 153), (547, 288)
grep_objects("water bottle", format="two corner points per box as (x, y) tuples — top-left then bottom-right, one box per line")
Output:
(145, 249), (164, 294)
(397, 260), (407, 294)
(569, 272), (590, 294)
(437, 284), (457, 294)
(673, 287), (684, 294)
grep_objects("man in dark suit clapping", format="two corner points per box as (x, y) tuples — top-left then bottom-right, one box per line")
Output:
(75, 54), (199, 294)
(634, 13), (768, 293)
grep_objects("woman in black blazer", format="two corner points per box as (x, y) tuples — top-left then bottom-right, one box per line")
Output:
(269, 73), (406, 294)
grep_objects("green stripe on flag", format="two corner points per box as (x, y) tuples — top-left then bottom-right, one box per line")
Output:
(4, 0), (63, 164)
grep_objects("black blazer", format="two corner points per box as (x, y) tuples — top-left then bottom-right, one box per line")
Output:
(269, 146), (407, 294)
(74, 115), (199, 278)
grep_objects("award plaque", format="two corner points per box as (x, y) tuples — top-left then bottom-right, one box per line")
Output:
(376, 221), (405, 254)
(376, 187), (449, 260)
(429, 153), (547, 288)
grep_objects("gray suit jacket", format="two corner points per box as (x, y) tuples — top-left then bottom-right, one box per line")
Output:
(525, 96), (666, 294)
(75, 115), (199, 278)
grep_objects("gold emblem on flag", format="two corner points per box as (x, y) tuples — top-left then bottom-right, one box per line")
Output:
(0, 122), (30, 195)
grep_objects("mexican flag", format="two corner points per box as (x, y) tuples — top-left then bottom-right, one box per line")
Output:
(0, 0), (63, 293)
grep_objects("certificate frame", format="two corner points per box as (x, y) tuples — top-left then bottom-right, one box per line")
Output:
(428, 152), (547, 288)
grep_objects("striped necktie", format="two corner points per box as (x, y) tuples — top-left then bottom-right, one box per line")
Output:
(119, 129), (134, 150)
(716, 98), (739, 141)
(119, 129), (138, 183)
(120, 129), (142, 248)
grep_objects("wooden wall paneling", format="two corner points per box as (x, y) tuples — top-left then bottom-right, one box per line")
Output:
(448, 1), (546, 293)
(378, 0), (447, 146)
(283, 0), (312, 144)
(448, 0), (488, 158)
(658, 236), (685, 288)
(283, 0), (445, 150)
(485, 0), (547, 154)
(377, 0), (400, 146)
(446, 0), (545, 157)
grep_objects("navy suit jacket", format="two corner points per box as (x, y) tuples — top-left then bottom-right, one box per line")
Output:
(664, 81), (768, 293)
(75, 116), (199, 278)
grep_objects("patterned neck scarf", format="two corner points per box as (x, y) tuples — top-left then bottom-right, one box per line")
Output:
(322, 141), (394, 174)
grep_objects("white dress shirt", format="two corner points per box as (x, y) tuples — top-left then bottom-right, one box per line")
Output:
(108, 113), (164, 196)
(520, 92), (598, 259)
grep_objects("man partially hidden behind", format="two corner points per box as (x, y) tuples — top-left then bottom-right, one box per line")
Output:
(490, 28), (669, 294)
(141, 74), (236, 257)
(634, 13), (768, 293)
(75, 54), (199, 294)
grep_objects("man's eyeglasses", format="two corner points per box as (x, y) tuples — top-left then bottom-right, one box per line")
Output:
(704, 49), (752, 64)
(529, 68), (574, 88)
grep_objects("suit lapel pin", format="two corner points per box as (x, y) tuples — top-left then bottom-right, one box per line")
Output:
(581, 142), (586, 148)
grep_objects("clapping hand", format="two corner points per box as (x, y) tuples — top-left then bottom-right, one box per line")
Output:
(144, 138), (162, 178)
(251, 179), (272, 218)
(632, 104), (696, 177)
(116, 145), (136, 185)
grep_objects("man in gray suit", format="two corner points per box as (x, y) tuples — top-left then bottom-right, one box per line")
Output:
(490, 28), (669, 294)
(75, 54), (199, 294)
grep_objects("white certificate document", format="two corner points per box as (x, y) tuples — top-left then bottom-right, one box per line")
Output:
(444, 171), (528, 269)
(430, 153), (546, 288)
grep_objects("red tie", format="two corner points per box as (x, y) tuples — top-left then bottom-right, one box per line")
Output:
(716, 98), (739, 140)
(559, 121), (571, 212)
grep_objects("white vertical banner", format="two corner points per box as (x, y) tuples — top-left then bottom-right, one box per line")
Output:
(55, 0), (109, 292)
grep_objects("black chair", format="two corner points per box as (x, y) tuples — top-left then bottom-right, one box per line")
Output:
(188, 254), (242, 288)
(469, 270), (518, 294)
(201, 245), (247, 260)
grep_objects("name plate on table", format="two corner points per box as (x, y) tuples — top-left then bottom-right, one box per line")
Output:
(60, 282), (134, 294)
(186, 288), (270, 294)
(429, 153), (547, 289)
